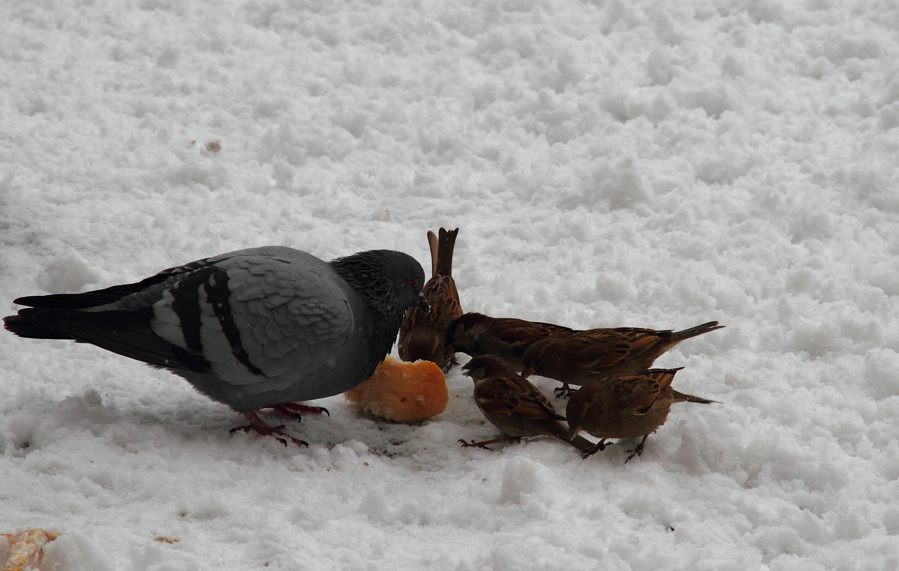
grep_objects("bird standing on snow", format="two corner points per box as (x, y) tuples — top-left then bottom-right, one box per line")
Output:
(566, 367), (716, 462)
(4, 246), (427, 446)
(459, 354), (595, 452)
(521, 321), (725, 397)
(398, 227), (462, 371)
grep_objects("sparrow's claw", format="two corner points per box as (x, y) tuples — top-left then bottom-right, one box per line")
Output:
(458, 438), (500, 450)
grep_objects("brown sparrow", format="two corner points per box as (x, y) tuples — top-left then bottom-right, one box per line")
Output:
(459, 355), (594, 452)
(398, 228), (463, 371)
(521, 321), (724, 396)
(446, 312), (576, 373)
(566, 368), (716, 462)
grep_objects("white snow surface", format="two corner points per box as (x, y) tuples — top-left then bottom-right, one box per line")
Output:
(2, 0), (899, 569)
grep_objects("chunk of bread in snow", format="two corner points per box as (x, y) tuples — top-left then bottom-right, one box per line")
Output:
(344, 357), (448, 422)
(2, 529), (60, 571)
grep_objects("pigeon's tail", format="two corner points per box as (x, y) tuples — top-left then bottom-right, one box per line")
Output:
(5, 305), (141, 346)
(4, 267), (183, 340)
(672, 321), (725, 341)
(4, 305), (208, 373)
(4, 312), (74, 339)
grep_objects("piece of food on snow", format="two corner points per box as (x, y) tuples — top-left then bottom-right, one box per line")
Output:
(344, 357), (448, 422)
(2, 529), (60, 571)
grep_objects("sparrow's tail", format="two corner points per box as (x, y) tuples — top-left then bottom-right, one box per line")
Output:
(672, 390), (717, 404)
(430, 227), (458, 277)
(672, 321), (725, 341)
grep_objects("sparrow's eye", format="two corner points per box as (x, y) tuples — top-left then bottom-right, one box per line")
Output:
(408, 278), (419, 287)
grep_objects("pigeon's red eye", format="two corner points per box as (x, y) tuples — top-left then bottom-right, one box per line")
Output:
(408, 279), (418, 287)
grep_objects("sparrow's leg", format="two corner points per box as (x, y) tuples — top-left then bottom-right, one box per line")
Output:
(624, 435), (650, 463)
(553, 383), (577, 399)
(582, 439), (608, 459)
(459, 436), (522, 450)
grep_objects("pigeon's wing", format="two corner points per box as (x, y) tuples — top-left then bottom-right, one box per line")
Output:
(6, 247), (358, 394)
(5, 257), (224, 370)
(150, 251), (355, 392)
(10, 256), (217, 312)
(5, 303), (208, 372)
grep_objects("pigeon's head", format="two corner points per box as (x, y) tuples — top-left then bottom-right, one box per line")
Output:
(330, 249), (427, 321)
(384, 251), (428, 315)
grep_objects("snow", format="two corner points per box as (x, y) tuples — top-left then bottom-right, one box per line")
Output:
(2, 0), (899, 569)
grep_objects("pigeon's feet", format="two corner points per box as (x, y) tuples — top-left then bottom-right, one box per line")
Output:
(232, 411), (308, 447)
(553, 384), (577, 399)
(582, 439), (609, 459)
(264, 402), (330, 420)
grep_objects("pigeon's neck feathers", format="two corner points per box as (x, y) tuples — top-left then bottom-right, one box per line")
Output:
(329, 250), (401, 324)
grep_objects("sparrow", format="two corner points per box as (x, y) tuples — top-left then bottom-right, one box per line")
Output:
(459, 354), (594, 452)
(566, 367), (716, 462)
(398, 228), (463, 371)
(5, 247), (426, 447)
(446, 312), (576, 373)
(521, 321), (724, 396)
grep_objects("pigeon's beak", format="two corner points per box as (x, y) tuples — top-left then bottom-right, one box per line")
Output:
(418, 293), (430, 314)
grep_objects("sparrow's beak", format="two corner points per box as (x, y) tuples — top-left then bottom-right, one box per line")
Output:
(418, 293), (430, 314)
(568, 425), (581, 440)
(520, 366), (535, 378)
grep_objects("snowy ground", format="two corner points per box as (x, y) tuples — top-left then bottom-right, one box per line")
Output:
(2, 0), (899, 569)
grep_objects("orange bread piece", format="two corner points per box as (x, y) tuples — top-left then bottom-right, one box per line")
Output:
(344, 357), (448, 421)
(2, 529), (60, 571)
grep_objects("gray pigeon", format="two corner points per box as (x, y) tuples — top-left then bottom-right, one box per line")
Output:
(4, 246), (427, 446)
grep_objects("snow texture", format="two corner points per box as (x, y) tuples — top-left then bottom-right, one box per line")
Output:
(2, 0), (899, 569)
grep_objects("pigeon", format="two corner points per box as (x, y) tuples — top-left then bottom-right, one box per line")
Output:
(445, 312), (576, 373)
(398, 228), (462, 371)
(520, 321), (725, 397)
(566, 368), (716, 462)
(458, 355), (594, 452)
(4, 246), (427, 446)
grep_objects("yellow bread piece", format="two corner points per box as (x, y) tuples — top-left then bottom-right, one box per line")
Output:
(344, 357), (448, 421)
(2, 529), (60, 571)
